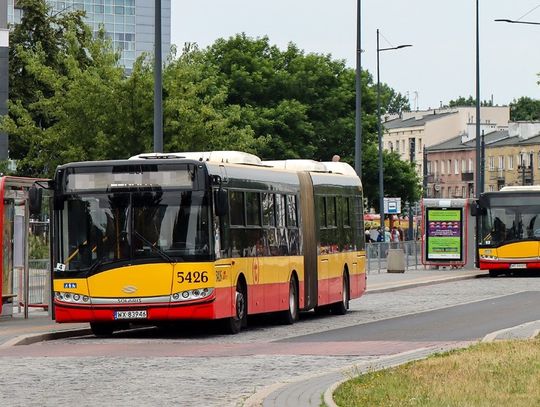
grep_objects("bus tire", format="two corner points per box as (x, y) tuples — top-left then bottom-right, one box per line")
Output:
(331, 272), (350, 315)
(488, 270), (499, 278)
(90, 322), (115, 337)
(222, 279), (247, 334)
(280, 276), (299, 325)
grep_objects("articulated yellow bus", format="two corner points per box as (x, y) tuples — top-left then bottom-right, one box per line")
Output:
(475, 185), (540, 277)
(46, 151), (366, 335)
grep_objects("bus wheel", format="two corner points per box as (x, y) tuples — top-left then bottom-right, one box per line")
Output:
(488, 270), (499, 278)
(222, 280), (247, 334)
(90, 322), (115, 337)
(331, 273), (350, 315)
(280, 277), (299, 325)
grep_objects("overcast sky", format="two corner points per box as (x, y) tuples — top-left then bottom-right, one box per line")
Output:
(170, 1), (540, 111)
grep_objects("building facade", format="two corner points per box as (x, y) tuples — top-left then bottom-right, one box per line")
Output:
(382, 106), (510, 178)
(9, 0), (171, 70)
(425, 122), (540, 198)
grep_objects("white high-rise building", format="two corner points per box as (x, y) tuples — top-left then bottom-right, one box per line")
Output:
(8, 0), (171, 70)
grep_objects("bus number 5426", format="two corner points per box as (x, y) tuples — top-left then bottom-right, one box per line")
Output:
(177, 271), (208, 284)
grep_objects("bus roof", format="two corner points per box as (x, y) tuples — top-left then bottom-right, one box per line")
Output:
(129, 151), (262, 165)
(499, 185), (540, 192)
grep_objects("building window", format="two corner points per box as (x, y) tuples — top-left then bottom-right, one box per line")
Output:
(489, 185), (494, 192)
(508, 155), (514, 170)
(447, 160), (451, 174)
(498, 155), (504, 170)
(468, 158), (473, 172)
(454, 159), (459, 174)
(489, 156), (495, 171)
(441, 160), (445, 175)
(461, 159), (466, 172)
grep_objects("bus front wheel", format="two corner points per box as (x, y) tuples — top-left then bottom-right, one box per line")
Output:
(488, 270), (500, 278)
(222, 279), (247, 334)
(90, 322), (115, 337)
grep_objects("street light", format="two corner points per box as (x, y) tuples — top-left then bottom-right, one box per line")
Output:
(494, 18), (540, 25)
(376, 29), (412, 241)
(355, 0), (362, 177)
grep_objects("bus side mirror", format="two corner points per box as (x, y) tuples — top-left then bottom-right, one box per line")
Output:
(29, 186), (42, 216)
(215, 189), (228, 217)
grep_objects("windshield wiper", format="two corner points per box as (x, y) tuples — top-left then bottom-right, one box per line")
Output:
(133, 230), (175, 264)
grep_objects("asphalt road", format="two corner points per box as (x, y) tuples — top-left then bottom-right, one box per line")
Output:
(1, 277), (540, 407)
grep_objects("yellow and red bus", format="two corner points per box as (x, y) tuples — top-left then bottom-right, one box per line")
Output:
(475, 185), (540, 277)
(46, 151), (366, 335)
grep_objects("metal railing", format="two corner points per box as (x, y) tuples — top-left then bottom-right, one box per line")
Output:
(365, 240), (422, 273)
(13, 259), (50, 312)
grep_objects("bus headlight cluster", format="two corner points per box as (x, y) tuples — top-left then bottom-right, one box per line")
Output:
(54, 292), (91, 304)
(480, 254), (498, 260)
(170, 288), (214, 302)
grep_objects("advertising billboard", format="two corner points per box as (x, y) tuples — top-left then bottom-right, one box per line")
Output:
(426, 208), (463, 261)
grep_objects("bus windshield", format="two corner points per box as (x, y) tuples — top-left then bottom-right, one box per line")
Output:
(60, 190), (211, 271)
(479, 197), (540, 247)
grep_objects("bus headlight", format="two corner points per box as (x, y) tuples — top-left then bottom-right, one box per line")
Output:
(170, 288), (214, 303)
(54, 291), (91, 304)
(479, 254), (498, 260)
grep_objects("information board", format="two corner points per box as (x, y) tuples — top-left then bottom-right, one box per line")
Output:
(425, 207), (463, 261)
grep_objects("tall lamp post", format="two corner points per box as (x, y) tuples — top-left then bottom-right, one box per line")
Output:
(376, 29), (412, 241)
(355, 0), (362, 177)
(154, 0), (163, 153)
(475, 0), (482, 197)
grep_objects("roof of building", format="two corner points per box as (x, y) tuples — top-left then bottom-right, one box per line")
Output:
(383, 111), (456, 130)
(426, 130), (511, 152)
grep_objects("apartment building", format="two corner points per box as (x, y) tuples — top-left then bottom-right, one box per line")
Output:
(426, 122), (540, 197)
(382, 106), (510, 177)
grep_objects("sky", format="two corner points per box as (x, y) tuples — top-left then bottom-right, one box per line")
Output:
(170, 1), (540, 111)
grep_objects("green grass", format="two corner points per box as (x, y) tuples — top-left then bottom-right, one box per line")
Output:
(333, 338), (540, 407)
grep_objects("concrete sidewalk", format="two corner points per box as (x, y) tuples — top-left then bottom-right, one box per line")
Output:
(0, 267), (487, 348)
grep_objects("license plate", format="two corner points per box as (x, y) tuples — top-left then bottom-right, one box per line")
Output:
(114, 310), (147, 320)
(510, 263), (527, 269)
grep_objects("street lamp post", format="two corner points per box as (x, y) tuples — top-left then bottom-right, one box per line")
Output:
(376, 29), (412, 241)
(494, 18), (540, 25)
(475, 0), (482, 197)
(154, 0), (163, 153)
(355, 0), (362, 178)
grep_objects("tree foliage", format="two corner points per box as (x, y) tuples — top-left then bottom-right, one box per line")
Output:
(446, 95), (493, 108)
(510, 96), (540, 121)
(2, 3), (422, 206)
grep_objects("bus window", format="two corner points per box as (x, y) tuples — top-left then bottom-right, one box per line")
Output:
(275, 194), (286, 227)
(327, 197), (337, 228)
(246, 192), (261, 226)
(262, 193), (275, 227)
(229, 191), (245, 226)
(286, 195), (298, 228)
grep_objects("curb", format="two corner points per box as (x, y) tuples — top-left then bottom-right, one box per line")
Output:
(0, 328), (92, 348)
(366, 272), (487, 294)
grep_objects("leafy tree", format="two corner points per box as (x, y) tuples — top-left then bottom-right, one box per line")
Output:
(510, 96), (540, 121)
(446, 96), (493, 108)
(361, 144), (421, 211)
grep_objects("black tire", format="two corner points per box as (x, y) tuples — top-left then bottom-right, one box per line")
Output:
(222, 279), (247, 334)
(280, 277), (299, 325)
(488, 269), (499, 278)
(90, 322), (115, 337)
(331, 273), (350, 315)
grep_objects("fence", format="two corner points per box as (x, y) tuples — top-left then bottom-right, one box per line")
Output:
(366, 240), (422, 273)
(13, 259), (50, 312)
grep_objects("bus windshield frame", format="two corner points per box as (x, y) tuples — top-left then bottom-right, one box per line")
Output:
(478, 193), (540, 247)
(54, 162), (213, 273)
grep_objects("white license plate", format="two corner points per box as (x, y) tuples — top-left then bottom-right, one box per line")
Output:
(510, 263), (527, 269)
(114, 310), (147, 320)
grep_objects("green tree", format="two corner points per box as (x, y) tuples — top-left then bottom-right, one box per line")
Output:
(510, 96), (540, 121)
(446, 95), (493, 108)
